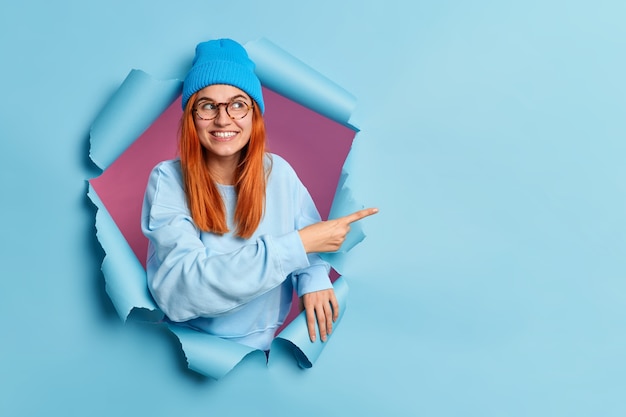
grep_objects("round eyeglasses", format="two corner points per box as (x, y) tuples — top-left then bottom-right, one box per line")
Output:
(194, 100), (253, 120)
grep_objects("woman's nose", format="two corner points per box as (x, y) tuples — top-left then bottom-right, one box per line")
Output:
(213, 105), (231, 125)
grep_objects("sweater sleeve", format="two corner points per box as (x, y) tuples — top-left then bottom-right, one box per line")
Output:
(141, 161), (311, 322)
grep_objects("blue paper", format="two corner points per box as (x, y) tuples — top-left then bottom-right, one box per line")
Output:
(245, 38), (358, 129)
(88, 183), (159, 320)
(89, 70), (182, 170)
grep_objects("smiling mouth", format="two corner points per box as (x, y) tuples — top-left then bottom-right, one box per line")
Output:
(212, 131), (237, 140)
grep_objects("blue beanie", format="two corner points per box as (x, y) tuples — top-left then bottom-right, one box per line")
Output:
(182, 38), (264, 113)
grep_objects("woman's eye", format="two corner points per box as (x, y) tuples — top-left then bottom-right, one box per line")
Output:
(200, 103), (217, 110)
(230, 101), (246, 110)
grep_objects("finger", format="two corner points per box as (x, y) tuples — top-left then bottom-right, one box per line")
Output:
(316, 305), (328, 342)
(330, 292), (339, 322)
(323, 301), (333, 337)
(342, 207), (378, 225)
(305, 303), (317, 342)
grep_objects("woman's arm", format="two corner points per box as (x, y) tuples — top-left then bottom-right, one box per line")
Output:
(287, 163), (378, 343)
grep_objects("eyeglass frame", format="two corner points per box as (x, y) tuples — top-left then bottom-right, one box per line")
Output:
(194, 99), (254, 121)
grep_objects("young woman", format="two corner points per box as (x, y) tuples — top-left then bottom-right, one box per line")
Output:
(141, 38), (377, 352)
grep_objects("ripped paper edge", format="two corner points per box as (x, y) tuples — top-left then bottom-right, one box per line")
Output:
(88, 38), (366, 378)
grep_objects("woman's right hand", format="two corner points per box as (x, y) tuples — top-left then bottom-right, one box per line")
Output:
(298, 208), (378, 253)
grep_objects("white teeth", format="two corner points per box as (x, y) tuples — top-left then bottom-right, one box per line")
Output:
(213, 131), (236, 138)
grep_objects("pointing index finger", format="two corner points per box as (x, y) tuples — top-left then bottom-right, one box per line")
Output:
(342, 208), (379, 224)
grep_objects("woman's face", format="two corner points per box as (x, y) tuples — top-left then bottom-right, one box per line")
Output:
(193, 84), (254, 164)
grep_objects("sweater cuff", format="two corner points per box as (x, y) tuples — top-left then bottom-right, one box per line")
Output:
(296, 264), (333, 296)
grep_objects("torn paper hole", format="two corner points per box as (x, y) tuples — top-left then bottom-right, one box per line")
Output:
(88, 38), (366, 379)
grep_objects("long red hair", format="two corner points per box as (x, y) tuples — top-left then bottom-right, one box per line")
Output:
(179, 92), (268, 239)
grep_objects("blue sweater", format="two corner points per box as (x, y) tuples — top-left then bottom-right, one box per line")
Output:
(141, 154), (332, 351)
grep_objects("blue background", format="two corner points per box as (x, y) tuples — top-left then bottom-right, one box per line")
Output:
(2, 1), (625, 416)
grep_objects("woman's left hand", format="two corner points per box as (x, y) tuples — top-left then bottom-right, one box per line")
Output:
(300, 289), (339, 343)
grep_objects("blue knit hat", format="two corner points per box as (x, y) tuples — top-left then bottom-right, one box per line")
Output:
(182, 38), (264, 113)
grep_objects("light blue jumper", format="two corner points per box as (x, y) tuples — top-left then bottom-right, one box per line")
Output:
(141, 154), (332, 351)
